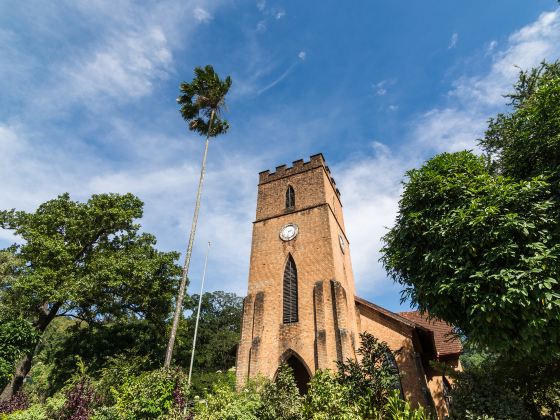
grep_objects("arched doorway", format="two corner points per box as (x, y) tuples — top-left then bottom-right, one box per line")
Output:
(279, 352), (311, 395)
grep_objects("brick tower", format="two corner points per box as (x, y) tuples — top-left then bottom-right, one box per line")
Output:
(236, 154), (359, 392)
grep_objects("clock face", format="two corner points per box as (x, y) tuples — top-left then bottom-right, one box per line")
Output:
(339, 234), (345, 253)
(280, 224), (298, 241)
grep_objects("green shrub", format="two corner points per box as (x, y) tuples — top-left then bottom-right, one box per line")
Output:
(337, 332), (401, 418)
(383, 390), (430, 420)
(194, 372), (263, 420)
(448, 363), (527, 420)
(95, 354), (152, 406)
(112, 368), (188, 419)
(303, 370), (359, 420)
(257, 364), (303, 420)
(5, 394), (65, 420)
(90, 406), (120, 420)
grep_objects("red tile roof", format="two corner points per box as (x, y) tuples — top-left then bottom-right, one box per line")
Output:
(399, 311), (462, 357)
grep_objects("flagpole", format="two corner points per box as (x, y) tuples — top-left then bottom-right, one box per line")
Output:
(188, 241), (211, 386)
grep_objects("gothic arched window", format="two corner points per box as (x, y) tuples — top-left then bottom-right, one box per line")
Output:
(384, 350), (403, 398)
(286, 185), (295, 209)
(283, 255), (298, 323)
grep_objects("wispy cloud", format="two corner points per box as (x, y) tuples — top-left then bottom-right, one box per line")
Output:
(334, 9), (560, 300)
(417, 10), (560, 153)
(256, 52), (306, 95)
(448, 32), (459, 49)
(2, 4), (560, 310)
(193, 7), (212, 23)
(486, 40), (498, 55)
(373, 79), (396, 96)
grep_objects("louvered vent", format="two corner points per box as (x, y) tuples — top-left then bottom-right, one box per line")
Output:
(283, 255), (298, 323)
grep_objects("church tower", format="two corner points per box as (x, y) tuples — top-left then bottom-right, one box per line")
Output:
(236, 154), (359, 393)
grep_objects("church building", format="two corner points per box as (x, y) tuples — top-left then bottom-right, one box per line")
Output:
(236, 154), (462, 419)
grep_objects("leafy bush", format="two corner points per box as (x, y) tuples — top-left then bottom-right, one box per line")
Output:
(95, 354), (152, 406)
(5, 394), (66, 420)
(112, 368), (188, 420)
(303, 370), (359, 420)
(383, 390), (430, 420)
(194, 372), (263, 420)
(448, 362), (528, 420)
(90, 406), (120, 420)
(59, 377), (100, 420)
(0, 393), (29, 415)
(337, 332), (401, 418)
(257, 364), (303, 420)
(0, 319), (39, 390)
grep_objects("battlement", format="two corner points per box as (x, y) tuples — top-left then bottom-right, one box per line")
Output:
(258, 153), (341, 197)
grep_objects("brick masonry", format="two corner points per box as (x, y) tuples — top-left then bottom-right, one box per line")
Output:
(236, 154), (460, 419)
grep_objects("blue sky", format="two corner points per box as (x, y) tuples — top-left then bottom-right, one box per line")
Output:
(1, 0), (559, 312)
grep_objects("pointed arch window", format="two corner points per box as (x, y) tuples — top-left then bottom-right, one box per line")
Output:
(286, 186), (295, 209)
(385, 350), (403, 398)
(283, 255), (298, 323)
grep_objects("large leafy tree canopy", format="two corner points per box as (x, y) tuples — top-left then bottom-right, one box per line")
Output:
(0, 193), (180, 327)
(382, 61), (560, 360)
(178, 291), (242, 372)
(0, 193), (181, 399)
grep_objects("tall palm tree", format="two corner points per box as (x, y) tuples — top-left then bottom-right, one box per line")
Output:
(164, 65), (232, 368)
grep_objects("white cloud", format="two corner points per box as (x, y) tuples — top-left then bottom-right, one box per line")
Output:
(193, 7), (212, 23)
(334, 143), (406, 296)
(338, 10), (560, 299)
(257, 0), (266, 12)
(373, 79), (396, 96)
(486, 40), (498, 55)
(61, 27), (172, 102)
(448, 32), (459, 49)
(275, 10), (286, 19)
(256, 21), (267, 32)
(3, 6), (560, 309)
(452, 10), (560, 108)
(416, 10), (560, 154)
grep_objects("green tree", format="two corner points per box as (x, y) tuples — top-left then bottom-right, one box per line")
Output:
(0, 193), (181, 401)
(448, 344), (560, 419)
(381, 61), (560, 359)
(0, 319), (39, 391)
(258, 364), (303, 420)
(303, 370), (359, 420)
(177, 291), (242, 376)
(337, 332), (401, 418)
(165, 65), (232, 368)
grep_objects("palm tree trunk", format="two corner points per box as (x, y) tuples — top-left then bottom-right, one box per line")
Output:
(164, 111), (215, 368)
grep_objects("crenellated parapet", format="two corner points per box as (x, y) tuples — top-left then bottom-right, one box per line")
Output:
(259, 153), (341, 197)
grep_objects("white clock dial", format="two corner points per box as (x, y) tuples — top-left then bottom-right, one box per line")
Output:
(280, 224), (298, 241)
(339, 234), (345, 253)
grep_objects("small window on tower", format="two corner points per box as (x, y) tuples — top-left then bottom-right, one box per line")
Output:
(286, 186), (295, 209)
(283, 255), (298, 323)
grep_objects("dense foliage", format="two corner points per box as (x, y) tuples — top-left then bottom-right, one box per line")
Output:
(382, 61), (560, 359)
(338, 332), (401, 416)
(447, 346), (560, 419)
(0, 320), (38, 390)
(0, 193), (181, 400)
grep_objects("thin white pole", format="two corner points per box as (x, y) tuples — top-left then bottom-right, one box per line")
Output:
(188, 241), (211, 386)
